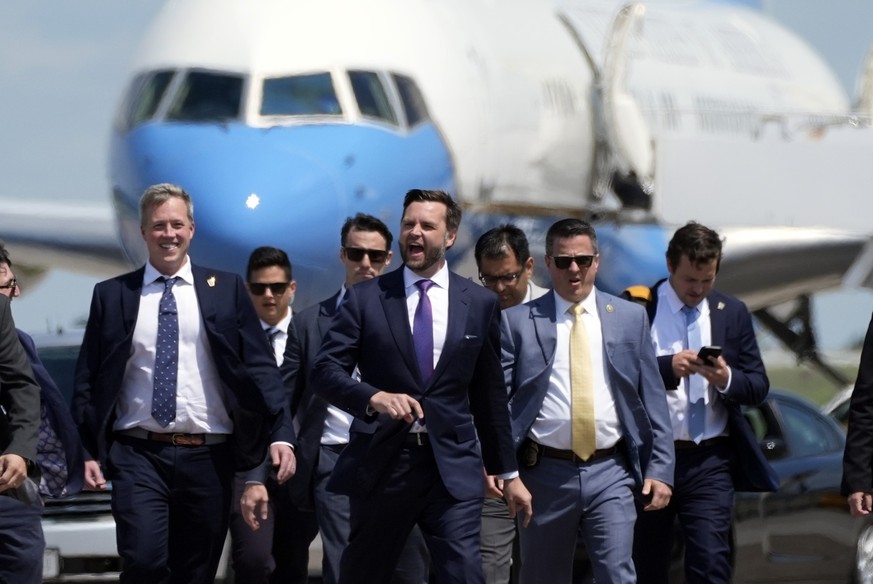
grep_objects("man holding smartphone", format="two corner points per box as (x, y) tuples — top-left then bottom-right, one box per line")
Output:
(633, 221), (777, 584)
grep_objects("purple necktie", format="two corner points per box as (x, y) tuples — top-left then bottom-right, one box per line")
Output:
(152, 276), (178, 427)
(413, 279), (434, 383)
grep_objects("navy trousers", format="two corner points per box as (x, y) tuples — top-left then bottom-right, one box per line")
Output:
(108, 435), (234, 584)
(0, 492), (44, 584)
(633, 441), (734, 584)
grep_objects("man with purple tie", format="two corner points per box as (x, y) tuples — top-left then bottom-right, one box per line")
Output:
(312, 189), (531, 584)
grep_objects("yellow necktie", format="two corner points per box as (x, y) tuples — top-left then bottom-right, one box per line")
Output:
(570, 303), (596, 461)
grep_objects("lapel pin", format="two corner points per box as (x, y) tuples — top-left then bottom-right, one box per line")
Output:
(207, 275), (216, 288)
(606, 304), (614, 312)
(717, 301), (725, 310)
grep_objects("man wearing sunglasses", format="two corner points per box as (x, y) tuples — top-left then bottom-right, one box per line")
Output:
(231, 246), (320, 584)
(474, 224), (546, 584)
(502, 218), (674, 584)
(279, 213), (429, 584)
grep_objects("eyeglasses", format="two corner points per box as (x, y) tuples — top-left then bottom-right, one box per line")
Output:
(249, 282), (290, 295)
(343, 247), (389, 264)
(550, 255), (595, 270)
(479, 272), (522, 287)
(0, 278), (17, 291)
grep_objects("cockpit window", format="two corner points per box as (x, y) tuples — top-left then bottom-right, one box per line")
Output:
(392, 74), (430, 127)
(166, 71), (243, 122)
(348, 71), (397, 125)
(261, 73), (342, 116)
(117, 70), (174, 131)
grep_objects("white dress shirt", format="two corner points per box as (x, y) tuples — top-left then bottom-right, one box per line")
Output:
(651, 283), (729, 441)
(114, 259), (232, 435)
(529, 290), (622, 450)
(263, 310), (292, 367)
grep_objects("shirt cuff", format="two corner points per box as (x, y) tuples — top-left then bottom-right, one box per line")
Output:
(497, 471), (519, 481)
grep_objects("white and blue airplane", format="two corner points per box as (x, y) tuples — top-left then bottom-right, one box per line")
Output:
(2, 0), (872, 381)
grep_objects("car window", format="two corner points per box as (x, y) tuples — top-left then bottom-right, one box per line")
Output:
(37, 344), (80, 405)
(780, 401), (837, 457)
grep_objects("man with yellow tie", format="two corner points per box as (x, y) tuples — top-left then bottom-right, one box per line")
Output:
(501, 218), (674, 584)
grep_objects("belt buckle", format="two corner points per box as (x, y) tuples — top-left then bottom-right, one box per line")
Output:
(171, 433), (196, 446)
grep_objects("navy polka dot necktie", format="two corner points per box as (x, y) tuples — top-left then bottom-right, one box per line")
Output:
(152, 276), (179, 427)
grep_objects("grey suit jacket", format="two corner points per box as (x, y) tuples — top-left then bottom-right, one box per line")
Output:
(501, 288), (674, 487)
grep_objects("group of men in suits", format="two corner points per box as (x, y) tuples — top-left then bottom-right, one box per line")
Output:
(59, 180), (778, 584)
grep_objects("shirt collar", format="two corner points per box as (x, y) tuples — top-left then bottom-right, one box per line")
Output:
(553, 288), (598, 317)
(261, 309), (292, 334)
(662, 281), (709, 317)
(143, 257), (193, 287)
(403, 262), (450, 291)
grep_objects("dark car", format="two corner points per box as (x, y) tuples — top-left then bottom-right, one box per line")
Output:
(730, 390), (873, 583)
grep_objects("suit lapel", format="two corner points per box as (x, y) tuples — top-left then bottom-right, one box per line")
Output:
(378, 268), (420, 383)
(430, 272), (470, 385)
(531, 292), (557, 365)
(708, 293), (728, 347)
(120, 268), (145, 337)
(191, 264), (217, 327)
(316, 292), (340, 339)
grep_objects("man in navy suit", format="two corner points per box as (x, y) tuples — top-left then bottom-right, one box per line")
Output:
(0, 293), (41, 583)
(72, 183), (296, 584)
(275, 213), (428, 584)
(0, 243), (89, 499)
(312, 190), (532, 584)
(502, 218), (674, 584)
(633, 221), (776, 584)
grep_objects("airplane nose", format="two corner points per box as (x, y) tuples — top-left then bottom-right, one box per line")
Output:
(116, 127), (348, 289)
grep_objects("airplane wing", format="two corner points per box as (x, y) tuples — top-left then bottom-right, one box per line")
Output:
(0, 197), (130, 278)
(717, 225), (871, 311)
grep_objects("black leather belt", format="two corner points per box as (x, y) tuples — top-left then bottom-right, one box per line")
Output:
(540, 440), (623, 464)
(674, 436), (729, 450)
(403, 432), (430, 447)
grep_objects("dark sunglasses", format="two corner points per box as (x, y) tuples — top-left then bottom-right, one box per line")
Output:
(0, 278), (17, 291)
(249, 282), (290, 295)
(479, 272), (521, 287)
(344, 247), (389, 264)
(550, 255), (595, 270)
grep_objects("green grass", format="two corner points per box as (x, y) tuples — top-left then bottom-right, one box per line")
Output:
(764, 357), (858, 407)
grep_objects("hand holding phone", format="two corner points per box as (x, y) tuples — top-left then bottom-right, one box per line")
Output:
(696, 345), (722, 364)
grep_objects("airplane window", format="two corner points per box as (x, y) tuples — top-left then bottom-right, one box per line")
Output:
(261, 73), (342, 116)
(166, 72), (243, 122)
(116, 70), (174, 131)
(392, 73), (430, 127)
(348, 71), (397, 125)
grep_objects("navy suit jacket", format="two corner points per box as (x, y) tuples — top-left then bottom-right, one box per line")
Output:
(311, 267), (517, 500)
(18, 330), (85, 496)
(502, 289), (675, 488)
(647, 280), (777, 492)
(72, 264), (293, 473)
(0, 296), (39, 467)
(281, 291), (341, 509)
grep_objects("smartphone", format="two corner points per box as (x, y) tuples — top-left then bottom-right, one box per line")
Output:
(697, 345), (722, 364)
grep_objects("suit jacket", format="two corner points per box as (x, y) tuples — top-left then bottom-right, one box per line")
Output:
(0, 296), (40, 467)
(647, 279), (777, 492)
(281, 291), (342, 508)
(72, 264), (293, 473)
(502, 289), (675, 488)
(311, 267), (517, 500)
(18, 330), (85, 496)
(842, 313), (873, 495)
